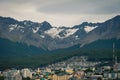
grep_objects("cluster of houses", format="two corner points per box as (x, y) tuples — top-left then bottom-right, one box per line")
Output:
(0, 56), (120, 80)
(0, 63), (120, 80)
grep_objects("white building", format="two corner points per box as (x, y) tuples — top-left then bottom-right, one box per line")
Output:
(21, 68), (32, 78)
(3, 69), (22, 80)
(104, 72), (120, 79)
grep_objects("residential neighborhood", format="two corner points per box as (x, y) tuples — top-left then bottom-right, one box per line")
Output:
(0, 56), (120, 80)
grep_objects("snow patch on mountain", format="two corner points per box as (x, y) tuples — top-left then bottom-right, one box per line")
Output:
(44, 27), (64, 38)
(9, 24), (25, 32)
(84, 26), (98, 33)
(9, 24), (17, 32)
(20, 29), (24, 33)
(75, 35), (79, 40)
(17, 25), (24, 29)
(9, 27), (15, 32)
(40, 35), (45, 38)
(64, 29), (78, 37)
(32, 27), (40, 33)
(45, 28), (78, 39)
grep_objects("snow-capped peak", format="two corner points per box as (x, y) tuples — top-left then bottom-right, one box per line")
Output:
(84, 26), (98, 33)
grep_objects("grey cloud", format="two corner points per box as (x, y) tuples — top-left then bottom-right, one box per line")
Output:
(37, 0), (120, 14)
(0, 0), (119, 27)
(1, 0), (120, 14)
(0, 0), (64, 5)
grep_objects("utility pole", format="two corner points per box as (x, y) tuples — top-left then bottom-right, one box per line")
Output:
(115, 56), (118, 79)
(113, 43), (115, 67)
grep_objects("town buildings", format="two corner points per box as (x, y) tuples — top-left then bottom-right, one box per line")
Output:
(0, 56), (120, 80)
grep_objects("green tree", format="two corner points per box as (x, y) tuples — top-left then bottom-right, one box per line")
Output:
(22, 77), (32, 80)
(0, 76), (4, 80)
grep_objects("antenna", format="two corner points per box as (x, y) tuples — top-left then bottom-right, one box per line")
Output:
(115, 56), (117, 64)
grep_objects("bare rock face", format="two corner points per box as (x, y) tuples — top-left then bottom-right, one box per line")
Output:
(0, 15), (120, 50)
(81, 15), (120, 46)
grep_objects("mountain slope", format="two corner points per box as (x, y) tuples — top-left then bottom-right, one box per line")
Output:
(0, 38), (120, 70)
(0, 38), (48, 57)
(0, 16), (104, 50)
(0, 15), (120, 53)
(80, 15), (120, 46)
(0, 15), (120, 69)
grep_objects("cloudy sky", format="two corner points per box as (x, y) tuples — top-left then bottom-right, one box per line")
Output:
(0, 0), (120, 27)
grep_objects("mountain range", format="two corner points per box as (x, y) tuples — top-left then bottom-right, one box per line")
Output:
(0, 15), (120, 69)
